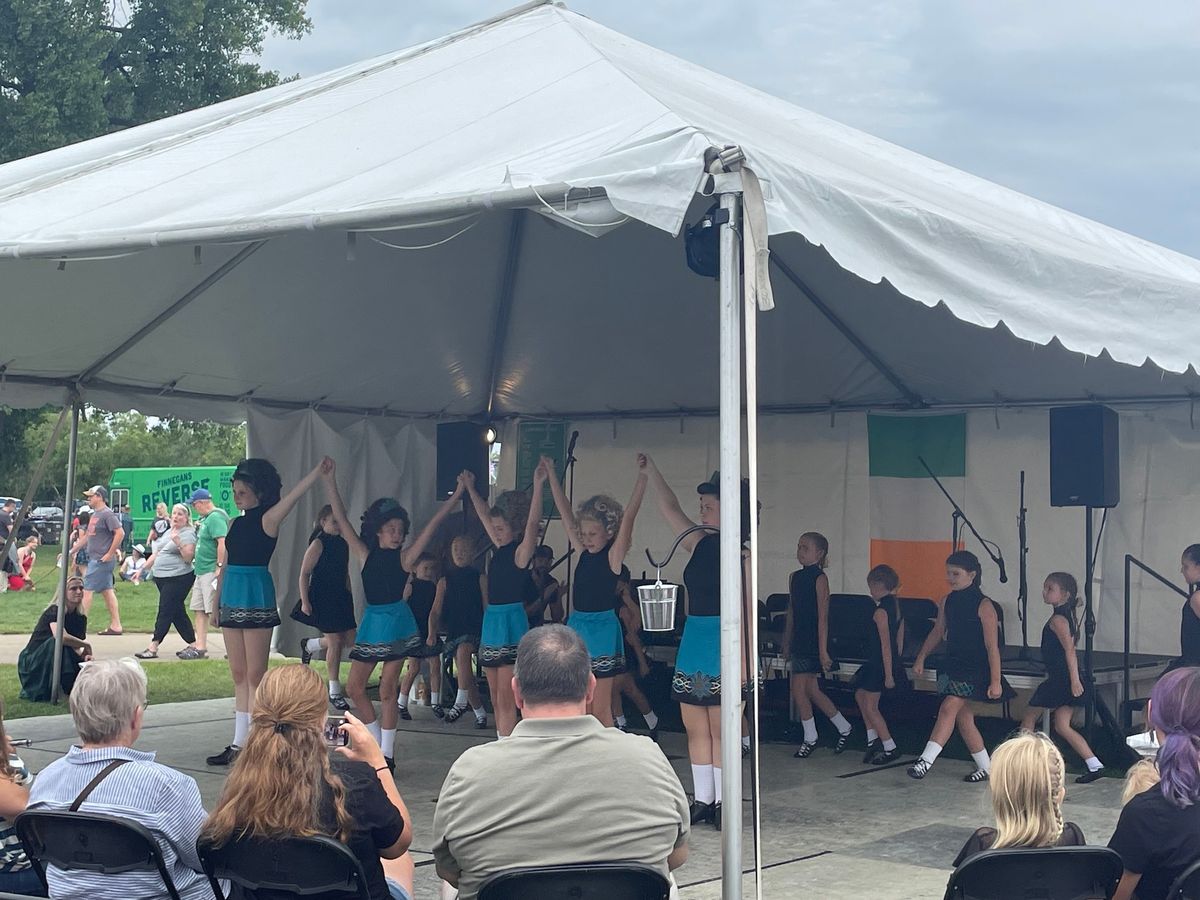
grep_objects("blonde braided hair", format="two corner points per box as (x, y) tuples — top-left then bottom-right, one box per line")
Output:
(990, 731), (1067, 849)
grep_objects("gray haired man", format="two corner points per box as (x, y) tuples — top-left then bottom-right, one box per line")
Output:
(433, 625), (689, 899)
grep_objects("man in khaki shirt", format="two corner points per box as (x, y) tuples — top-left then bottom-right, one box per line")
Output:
(433, 625), (690, 899)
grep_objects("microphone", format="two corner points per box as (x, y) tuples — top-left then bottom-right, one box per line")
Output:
(566, 430), (579, 460)
(997, 554), (1009, 584)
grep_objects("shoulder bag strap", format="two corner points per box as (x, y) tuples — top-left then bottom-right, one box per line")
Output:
(69, 759), (130, 812)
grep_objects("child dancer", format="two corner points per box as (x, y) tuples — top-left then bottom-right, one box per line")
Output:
(1020, 572), (1104, 783)
(854, 564), (907, 765)
(908, 550), (1007, 783)
(544, 454), (646, 727)
(297, 504), (357, 710)
(786, 532), (854, 758)
(398, 553), (443, 719)
(463, 467), (545, 737)
(1177, 544), (1200, 668)
(643, 457), (752, 831)
(206, 457), (326, 767)
(322, 461), (460, 770)
(613, 568), (660, 739)
(439, 535), (488, 728)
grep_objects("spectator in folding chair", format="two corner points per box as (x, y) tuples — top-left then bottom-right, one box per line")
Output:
(26, 657), (216, 900)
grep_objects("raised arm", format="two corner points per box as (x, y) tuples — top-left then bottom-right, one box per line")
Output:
(321, 461), (370, 563)
(542, 456), (583, 555)
(401, 479), (463, 571)
(979, 599), (1002, 700)
(262, 458), (328, 538)
(514, 463), (546, 570)
(609, 461), (649, 573)
(913, 599), (947, 677)
(641, 454), (701, 550)
(298, 538), (323, 616)
(462, 470), (504, 548)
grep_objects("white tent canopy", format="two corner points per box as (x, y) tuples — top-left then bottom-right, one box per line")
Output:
(1, 0), (1199, 422)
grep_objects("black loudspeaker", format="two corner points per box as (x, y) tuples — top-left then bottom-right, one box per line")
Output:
(436, 422), (489, 499)
(1049, 405), (1120, 508)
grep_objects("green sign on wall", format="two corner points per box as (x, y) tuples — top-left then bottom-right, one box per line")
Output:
(515, 421), (567, 518)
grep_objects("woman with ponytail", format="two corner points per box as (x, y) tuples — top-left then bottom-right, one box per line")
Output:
(1109, 666), (1200, 900)
(202, 664), (415, 900)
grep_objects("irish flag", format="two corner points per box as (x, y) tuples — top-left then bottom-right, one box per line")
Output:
(868, 414), (966, 602)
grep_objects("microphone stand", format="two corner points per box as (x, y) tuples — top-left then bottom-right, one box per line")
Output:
(1016, 471), (1030, 657)
(916, 456), (1008, 584)
(563, 431), (579, 615)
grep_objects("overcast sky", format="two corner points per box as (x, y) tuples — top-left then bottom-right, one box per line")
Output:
(260, 1), (1199, 258)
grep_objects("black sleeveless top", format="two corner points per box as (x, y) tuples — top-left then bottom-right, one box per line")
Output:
(789, 567), (822, 654)
(1041, 606), (1077, 680)
(487, 542), (526, 605)
(226, 506), (277, 567)
(945, 586), (988, 674)
(361, 548), (407, 606)
(573, 541), (619, 613)
(443, 566), (484, 636)
(309, 533), (351, 600)
(1181, 586), (1200, 663)
(409, 578), (436, 639)
(869, 594), (902, 672)
(683, 533), (720, 617)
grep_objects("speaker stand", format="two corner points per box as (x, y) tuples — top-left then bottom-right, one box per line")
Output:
(1083, 505), (1097, 736)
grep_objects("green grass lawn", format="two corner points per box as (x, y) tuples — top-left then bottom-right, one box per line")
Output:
(2, 558), (180, 633)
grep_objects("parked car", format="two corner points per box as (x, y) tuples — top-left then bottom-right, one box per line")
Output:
(20, 506), (64, 544)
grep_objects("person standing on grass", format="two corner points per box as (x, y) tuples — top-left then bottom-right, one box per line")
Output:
(187, 488), (228, 660)
(132, 503), (202, 660)
(68, 486), (125, 636)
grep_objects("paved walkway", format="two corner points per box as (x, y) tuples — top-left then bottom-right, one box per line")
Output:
(0, 630), (229, 665)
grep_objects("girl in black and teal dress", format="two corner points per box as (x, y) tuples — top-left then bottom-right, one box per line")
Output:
(544, 454), (646, 727)
(322, 460), (461, 770)
(854, 564), (909, 765)
(643, 455), (753, 831)
(207, 457), (327, 767)
(438, 534), (488, 728)
(785, 531), (854, 759)
(909, 550), (1011, 783)
(296, 504), (357, 710)
(398, 553), (443, 720)
(1019, 572), (1105, 783)
(463, 467), (545, 737)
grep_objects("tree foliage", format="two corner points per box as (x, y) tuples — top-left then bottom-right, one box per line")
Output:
(8, 408), (246, 500)
(0, 0), (310, 163)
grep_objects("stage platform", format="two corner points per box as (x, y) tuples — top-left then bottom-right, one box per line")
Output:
(9, 696), (1132, 899)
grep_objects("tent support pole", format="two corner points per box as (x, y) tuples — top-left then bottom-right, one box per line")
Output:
(484, 211), (526, 422)
(0, 404), (72, 565)
(50, 401), (80, 705)
(75, 241), (266, 384)
(718, 189), (744, 900)
(769, 252), (925, 408)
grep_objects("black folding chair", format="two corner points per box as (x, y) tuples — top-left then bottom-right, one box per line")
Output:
(1169, 858), (1200, 899)
(15, 809), (182, 900)
(198, 834), (369, 900)
(944, 846), (1124, 900)
(478, 861), (671, 900)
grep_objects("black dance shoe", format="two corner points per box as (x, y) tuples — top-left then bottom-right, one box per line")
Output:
(397, 706), (412, 721)
(689, 801), (715, 825)
(869, 746), (901, 765)
(206, 745), (239, 767)
(833, 729), (852, 754)
(862, 739), (880, 763)
(712, 802), (722, 831)
(1075, 769), (1104, 784)
(298, 638), (312, 665)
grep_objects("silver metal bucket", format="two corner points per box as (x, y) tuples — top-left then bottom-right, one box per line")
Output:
(637, 579), (678, 632)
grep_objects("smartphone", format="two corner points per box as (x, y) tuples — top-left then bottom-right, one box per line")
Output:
(323, 716), (348, 748)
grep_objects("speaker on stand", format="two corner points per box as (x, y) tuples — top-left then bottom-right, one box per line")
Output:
(1049, 404), (1120, 740)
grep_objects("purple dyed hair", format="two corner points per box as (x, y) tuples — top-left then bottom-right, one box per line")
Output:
(1149, 666), (1200, 808)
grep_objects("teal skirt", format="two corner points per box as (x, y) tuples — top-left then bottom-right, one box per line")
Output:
(672, 614), (721, 706)
(568, 609), (626, 678)
(351, 601), (423, 662)
(480, 603), (528, 668)
(219, 565), (280, 629)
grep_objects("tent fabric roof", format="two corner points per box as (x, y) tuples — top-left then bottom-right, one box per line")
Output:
(1, 0), (1198, 422)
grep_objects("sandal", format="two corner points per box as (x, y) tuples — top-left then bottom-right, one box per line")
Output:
(98, 628), (124, 636)
(134, 649), (158, 659)
(176, 647), (206, 660)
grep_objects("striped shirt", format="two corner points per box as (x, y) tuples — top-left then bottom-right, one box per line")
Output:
(27, 745), (216, 900)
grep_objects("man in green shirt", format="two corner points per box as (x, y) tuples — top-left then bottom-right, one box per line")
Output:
(186, 488), (229, 659)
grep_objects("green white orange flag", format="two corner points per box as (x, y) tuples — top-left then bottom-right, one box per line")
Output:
(868, 413), (967, 602)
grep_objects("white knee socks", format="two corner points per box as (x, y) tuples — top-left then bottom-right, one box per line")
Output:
(644, 711), (659, 729)
(233, 711), (251, 747)
(692, 764), (716, 804)
(801, 717), (818, 743)
(920, 741), (943, 766)
(830, 712), (852, 735)
(713, 766), (723, 803)
(305, 638), (322, 654)
(455, 689), (469, 707)
(366, 720), (382, 743)
(866, 728), (879, 743)
(381, 728), (396, 758)
(971, 749), (991, 773)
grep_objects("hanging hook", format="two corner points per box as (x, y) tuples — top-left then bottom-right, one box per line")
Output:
(645, 524), (720, 570)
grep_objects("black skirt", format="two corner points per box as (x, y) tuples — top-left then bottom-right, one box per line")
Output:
(851, 661), (910, 694)
(291, 589), (357, 634)
(1028, 674), (1087, 710)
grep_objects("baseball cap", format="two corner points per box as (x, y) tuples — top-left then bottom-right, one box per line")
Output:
(188, 488), (212, 503)
(83, 485), (108, 499)
(697, 471), (721, 496)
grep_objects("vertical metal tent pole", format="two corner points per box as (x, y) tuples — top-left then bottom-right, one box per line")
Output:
(51, 402), (81, 705)
(718, 190), (744, 900)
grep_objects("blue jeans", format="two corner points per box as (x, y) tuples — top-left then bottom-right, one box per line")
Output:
(0, 866), (47, 895)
